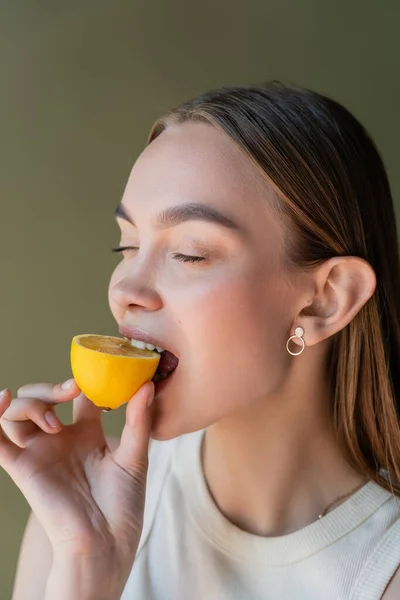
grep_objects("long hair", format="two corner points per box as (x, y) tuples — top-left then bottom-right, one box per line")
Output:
(146, 81), (400, 495)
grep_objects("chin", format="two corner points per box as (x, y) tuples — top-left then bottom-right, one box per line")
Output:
(149, 406), (207, 442)
(149, 413), (188, 442)
(148, 405), (181, 441)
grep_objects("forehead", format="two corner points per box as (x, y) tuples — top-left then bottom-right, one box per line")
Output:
(123, 121), (275, 220)
(121, 121), (288, 271)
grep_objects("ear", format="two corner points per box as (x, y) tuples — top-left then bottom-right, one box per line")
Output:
(293, 256), (377, 348)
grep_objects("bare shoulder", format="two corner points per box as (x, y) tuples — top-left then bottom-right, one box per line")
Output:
(381, 564), (400, 599)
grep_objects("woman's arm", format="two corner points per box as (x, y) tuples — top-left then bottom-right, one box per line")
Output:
(12, 436), (121, 600)
(12, 511), (52, 600)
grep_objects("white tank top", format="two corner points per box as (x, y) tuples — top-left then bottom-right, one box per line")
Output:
(121, 429), (400, 600)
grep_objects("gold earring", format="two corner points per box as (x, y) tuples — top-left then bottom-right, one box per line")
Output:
(286, 326), (305, 356)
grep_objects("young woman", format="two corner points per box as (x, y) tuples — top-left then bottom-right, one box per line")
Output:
(2, 82), (400, 600)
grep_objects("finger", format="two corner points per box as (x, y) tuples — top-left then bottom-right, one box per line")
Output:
(1, 397), (63, 447)
(0, 389), (22, 469)
(2, 396), (62, 425)
(112, 381), (154, 475)
(17, 379), (80, 403)
(72, 392), (102, 423)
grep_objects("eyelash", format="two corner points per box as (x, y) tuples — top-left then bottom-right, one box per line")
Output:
(111, 246), (206, 263)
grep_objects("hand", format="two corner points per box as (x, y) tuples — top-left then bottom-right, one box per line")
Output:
(0, 379), (155, 571)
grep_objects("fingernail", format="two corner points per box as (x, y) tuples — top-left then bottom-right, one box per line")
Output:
(45, 410), (61, 428)
(61, 378), (75, 390)
(0, 388), (8, 399)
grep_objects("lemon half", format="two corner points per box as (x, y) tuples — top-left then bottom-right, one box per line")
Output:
(70, 334), (161, 410)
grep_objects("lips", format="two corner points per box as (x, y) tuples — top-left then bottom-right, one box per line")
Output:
(118, 325), (179, 357)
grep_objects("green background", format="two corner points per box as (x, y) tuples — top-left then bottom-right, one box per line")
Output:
(0, 1), (399, 596)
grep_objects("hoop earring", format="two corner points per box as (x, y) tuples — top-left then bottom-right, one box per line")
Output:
(286, 326), (305, 356)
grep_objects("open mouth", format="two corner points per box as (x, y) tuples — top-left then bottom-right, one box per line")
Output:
(152, 350), (179, 383)
(120, 328), (180, 386)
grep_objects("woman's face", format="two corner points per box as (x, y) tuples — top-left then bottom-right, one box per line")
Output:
(109, 121), (298, 440)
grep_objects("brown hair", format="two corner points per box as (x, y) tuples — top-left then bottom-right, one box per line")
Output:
(146, 81), (400, 495)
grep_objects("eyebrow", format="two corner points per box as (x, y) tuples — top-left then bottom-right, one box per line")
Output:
(114, 202), (244, 235)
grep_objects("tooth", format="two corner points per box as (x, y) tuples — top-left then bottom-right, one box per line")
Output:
(130, 339), (146, 350)
(129, 338), (165, 352)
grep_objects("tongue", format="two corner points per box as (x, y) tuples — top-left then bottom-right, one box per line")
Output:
(156, 350), (179, 375)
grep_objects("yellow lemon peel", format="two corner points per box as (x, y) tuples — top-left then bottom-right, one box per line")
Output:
(70, 334), (160, 410)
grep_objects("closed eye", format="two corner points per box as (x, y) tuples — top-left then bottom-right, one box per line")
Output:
(172, 253), (206, 263)
(111, 246), (138, 254)
(111, 247), (206, 264)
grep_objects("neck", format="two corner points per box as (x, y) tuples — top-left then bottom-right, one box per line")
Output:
(202, 381), (368, 537)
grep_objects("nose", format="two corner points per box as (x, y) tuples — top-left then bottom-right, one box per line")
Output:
(110, 276), (163, 312)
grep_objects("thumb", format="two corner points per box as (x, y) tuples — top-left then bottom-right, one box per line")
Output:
(112, 381), (155, 474)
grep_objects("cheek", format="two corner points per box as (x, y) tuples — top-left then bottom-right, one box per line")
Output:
(179, 268), (289, 406)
